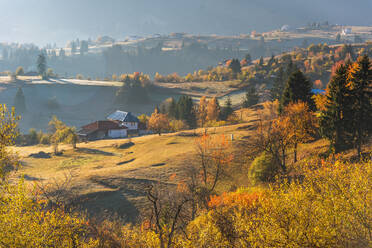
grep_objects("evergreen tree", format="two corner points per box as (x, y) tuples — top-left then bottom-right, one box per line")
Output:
(258, 56), (264, 66)
(14, 87), (26, 113)
(36, 53), (47, 79)
(268, 54), (276, 67)
(347, 55), (372, 158)
(245, 53), (252, 64)
(168, 97), (178, 119)
(229, 58), (241, 77)
(320, 62), (353, 153)
(280, 70), (314, 113)
(243, 87), (259, 108)
(285, 58), (297, 77)
(270, 66), (285, 100)
(221, 96), (233, 120)
(177, 96), (196, 128)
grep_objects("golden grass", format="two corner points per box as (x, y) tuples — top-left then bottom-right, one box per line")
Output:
(10, 103), (343, 220)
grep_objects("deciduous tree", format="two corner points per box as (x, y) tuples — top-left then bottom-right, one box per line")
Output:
(148, 108), (170, 135)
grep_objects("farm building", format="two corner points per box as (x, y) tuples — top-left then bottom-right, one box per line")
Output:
(77, 120), (128, 141)
(78, 110), (142, 140)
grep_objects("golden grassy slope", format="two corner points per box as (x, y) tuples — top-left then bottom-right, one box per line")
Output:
(12, 119), (259, 220)
(10, 104), (338, 221)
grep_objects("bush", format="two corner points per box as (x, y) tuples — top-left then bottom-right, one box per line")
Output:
(169, 119), (189, 132)
(248, 152), (279, 184)
(15, 66), (24, 76)
(39, 134), (51, 145)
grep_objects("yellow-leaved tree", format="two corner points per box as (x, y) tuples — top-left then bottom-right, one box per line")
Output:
(0, 104), (97, 247)
(277, 101), (317, 163)
(148, 108), (170, 135)
(0, 104), (20, 180)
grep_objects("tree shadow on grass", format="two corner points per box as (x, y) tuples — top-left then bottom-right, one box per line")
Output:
(76, 148), (115, 156)
(79, 177), (173, 223)
(74, 190), (140, 223)
(117, 158), (135, 165)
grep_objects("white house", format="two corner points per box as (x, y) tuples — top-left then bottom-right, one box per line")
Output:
(107, 110), (140, 130)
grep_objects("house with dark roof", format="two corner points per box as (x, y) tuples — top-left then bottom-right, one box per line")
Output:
(77, 120), (128, 141)
(78, 110), (141, 141)
(107, 110), (140, 131)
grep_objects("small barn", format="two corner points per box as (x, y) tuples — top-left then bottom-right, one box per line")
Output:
(77, 120), (128, 141)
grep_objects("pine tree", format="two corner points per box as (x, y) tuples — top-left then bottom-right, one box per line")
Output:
(37, 53), (47, 79)
(229, 58), (241, 78)
(221, 96), (233, 120)
(243, 87), (259, 108)
(258, 56), (264, 66)
(320, 62), (353, 153)
(14, 87), (26, 113)
(245, 53), (252, 64)
(270, 66), (285, 100)
(177, 96), (196, 128)
(280, 69), (314, 113)
(268, 54), (276, 67)
(347, 55), (372, 158)
(168, 97), (178, 119)
(285, 59), (297, 77)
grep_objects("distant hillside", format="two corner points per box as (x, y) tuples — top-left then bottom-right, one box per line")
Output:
(2, 25), (372, 78)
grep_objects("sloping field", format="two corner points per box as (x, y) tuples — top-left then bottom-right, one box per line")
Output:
(13, 122), (256, 221)
(11, 103), (333, 221)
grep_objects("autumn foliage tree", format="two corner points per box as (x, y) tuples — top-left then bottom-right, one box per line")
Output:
(49, 116), (78, 154)
(206, 97), (220, 122)
(198, 96), (208, 127)
(321, 55), (372, 157)
(277, 101), (317, 163)
(0, 104), (20, 180)
(148, 108), (170, 135)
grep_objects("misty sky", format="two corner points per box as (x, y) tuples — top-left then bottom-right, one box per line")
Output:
(1, 0), (371, 46)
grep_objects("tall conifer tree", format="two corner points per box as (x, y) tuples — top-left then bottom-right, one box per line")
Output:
(320, 62), (353, 153)
(280, 69), (314, 113)
(347, 55), (372, 157)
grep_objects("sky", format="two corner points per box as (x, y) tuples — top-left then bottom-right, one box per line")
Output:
(0, 0), (371, 46)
